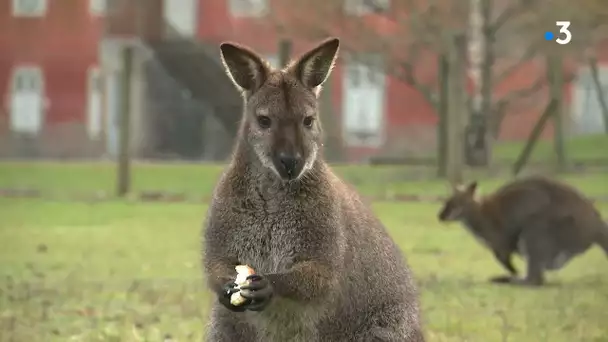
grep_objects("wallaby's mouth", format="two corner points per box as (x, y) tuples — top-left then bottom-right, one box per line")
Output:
(272, 154), (305, 181)
(274, 163), (304, 181)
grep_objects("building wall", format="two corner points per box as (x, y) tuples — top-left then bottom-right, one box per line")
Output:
(0, 0), (105, 158)
(2, 0), (605, 160)
(194, 1), (608, 161)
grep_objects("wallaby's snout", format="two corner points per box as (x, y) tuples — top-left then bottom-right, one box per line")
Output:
(437, 202), (461, 222)
(438, 182), (477, 222)
(275, 152), (303, 180)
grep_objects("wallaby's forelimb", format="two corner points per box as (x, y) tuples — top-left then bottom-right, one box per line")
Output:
(264, 261), (335, 302)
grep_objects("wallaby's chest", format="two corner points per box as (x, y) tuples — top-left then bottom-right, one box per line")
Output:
(231, 199), (310, 274)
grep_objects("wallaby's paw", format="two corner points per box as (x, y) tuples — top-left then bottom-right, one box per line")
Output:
(489, 275), (514, 284)
(218, 281), (249, 312)
(240, 274), (273, 311)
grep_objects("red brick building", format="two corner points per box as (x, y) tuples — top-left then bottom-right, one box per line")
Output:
(0, 0), (106, 158)
(1, 0), (606, 160)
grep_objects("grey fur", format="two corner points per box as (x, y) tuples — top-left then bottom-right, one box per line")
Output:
(202, 38), (424, 341)
(438, 176), (608, 286)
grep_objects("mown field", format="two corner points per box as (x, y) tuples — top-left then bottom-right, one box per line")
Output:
(0, 161), (607, 341)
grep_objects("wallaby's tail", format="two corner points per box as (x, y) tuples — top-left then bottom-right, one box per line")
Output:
(598, 220), (608, 257)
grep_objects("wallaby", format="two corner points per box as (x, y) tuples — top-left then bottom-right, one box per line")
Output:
(438, 176), (608, 287)
(201, 38), (424, 341)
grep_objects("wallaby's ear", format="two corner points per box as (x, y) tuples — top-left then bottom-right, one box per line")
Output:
(288, 37), (340, 91)
(453, 183), (465, 193)
(220, 42), (269, 92)
(466, 181), (478, 194)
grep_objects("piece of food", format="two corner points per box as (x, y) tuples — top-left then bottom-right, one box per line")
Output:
(230, 265), (256, 306)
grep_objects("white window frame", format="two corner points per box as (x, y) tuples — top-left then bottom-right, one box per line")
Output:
(87, 66), (104, 139)
(343, 0), (390, 16)
(572, 66), (608, 134)
(228, 0), (268, 18)
(11, 65), (43, 93)
(341, 53), (386, 148)
(12, 0), (47, 17)
(163, 0), (198, 37)
(89, 0), (107, 16)
(9, 65), (45, 134)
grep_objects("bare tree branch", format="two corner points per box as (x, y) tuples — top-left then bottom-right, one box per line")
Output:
(392, 39), (439, 108)
(491, 2), (525, 33)
(493, 41), (542, 85)
(494, 76), (545, 112)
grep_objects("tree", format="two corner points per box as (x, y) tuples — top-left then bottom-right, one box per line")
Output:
(270, 0), (555, 163)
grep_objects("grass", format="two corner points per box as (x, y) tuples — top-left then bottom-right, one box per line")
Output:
(491, 134), (608, 163)
(1, 162), (608, 199)
(0, 164), (607, 341)
(1, 198), (607, 341)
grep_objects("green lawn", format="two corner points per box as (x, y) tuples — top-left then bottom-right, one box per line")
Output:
(0, 165), (607, 341)
(1, 161), (607, 199)
(491, 134), (608, 163)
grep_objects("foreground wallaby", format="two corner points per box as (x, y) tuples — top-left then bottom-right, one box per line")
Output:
(201, 38), (424, 341)
(438, 176), (608, 286)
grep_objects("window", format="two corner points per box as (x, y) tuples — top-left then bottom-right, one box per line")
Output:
(87, 67), (103, 139)
(89, 70), (103, 93)
(349, 64), (361, 87)
(343, 0), (390, 15)
(10, 66), (44, 134)
(345, 55), (362, 87)
(12, 0), (47, 17)
(342, 53), (386, 148)
(364, 54), (383, 84)
(89, 0), (106, 16)
(229, 0), (268, 18)
(12, 67), (42, 92)
(347, 54), (383, 86)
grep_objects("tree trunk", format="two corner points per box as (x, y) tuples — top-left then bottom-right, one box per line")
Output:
(437, 52), (449, 177)
(278, 38), (292, 68)
(446, 33), (468, 183)
(319, 68), (343, 162)
(548, 52), (567, 171)
(479, 0), (493, 163)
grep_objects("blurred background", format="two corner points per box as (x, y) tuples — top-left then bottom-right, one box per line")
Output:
(0, 0), (607, 341)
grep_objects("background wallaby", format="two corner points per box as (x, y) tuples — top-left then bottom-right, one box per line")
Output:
(202, 38), (424, 341)
(438, 176), (608, 286)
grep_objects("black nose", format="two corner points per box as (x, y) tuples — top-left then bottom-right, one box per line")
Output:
(278, 153), (301, 177)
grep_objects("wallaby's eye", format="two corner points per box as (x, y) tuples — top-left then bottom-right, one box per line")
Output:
(303, 116), (314, 128)
(257, 115), (271, 129)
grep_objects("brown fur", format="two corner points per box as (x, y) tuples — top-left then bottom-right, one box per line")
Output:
(438, 176), (608, 286)
(202, 38), (424, 341)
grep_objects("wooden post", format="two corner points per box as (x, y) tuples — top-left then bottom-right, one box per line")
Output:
(278, 38), (292, 68)
(437, 52), (449, 177)
(445, 32), (468, 183)
(116, 45), (133, 197)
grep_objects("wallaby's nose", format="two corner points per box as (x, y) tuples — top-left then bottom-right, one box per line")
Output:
(278, 153), (302, 177)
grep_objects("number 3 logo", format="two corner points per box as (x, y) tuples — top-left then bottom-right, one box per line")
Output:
(556, 21), (572, 45)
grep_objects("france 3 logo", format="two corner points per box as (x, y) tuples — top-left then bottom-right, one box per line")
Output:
(544, 21), (572, 45)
